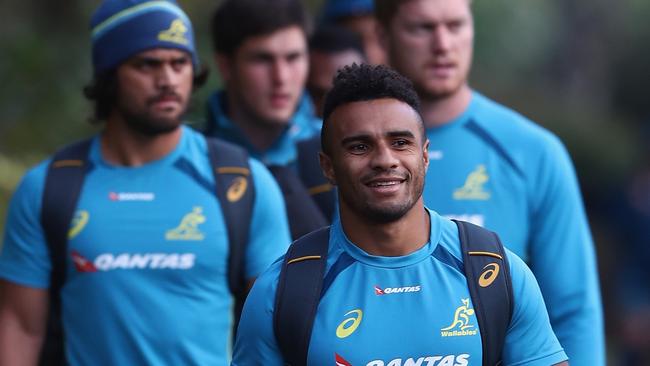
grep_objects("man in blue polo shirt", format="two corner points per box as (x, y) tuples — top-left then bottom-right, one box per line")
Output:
(374, 1), (604, 364)
(205, 0), (334, 240)
(0, 1), (290, 364)
(232, 64), (568, 366)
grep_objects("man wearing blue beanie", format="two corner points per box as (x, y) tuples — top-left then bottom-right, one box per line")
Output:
(0, 0), (291, 365)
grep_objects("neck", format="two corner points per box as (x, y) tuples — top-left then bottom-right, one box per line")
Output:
(101, 117), (182, 167)
(420, 85), (472, 129)
(226, 92), (287, 152)
(339, 201), (430, 257)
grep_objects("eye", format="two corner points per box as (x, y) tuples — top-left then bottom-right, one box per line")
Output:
(392, 139), (411, 149)
(348, 143), (369, 154)
(171, 57), (189, 71)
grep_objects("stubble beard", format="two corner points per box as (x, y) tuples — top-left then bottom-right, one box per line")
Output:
(120, 103), (185, 137)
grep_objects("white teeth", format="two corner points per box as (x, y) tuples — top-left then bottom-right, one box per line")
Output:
(371, 181), (400, 187)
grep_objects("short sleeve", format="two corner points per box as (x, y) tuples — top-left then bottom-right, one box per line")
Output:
(231, 262), (285, 365)
(502, 249), (568, 366)
(0, 162), (52, 288)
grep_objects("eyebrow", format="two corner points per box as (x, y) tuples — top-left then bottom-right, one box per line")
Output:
(340, 130), (416, 145)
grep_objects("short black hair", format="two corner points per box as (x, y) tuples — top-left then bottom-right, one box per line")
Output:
(321, 63), (422, 154)
(211, 0), (312, 56)
(309, 24), (366, 57)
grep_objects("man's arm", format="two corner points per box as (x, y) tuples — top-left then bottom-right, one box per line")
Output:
(528, 136), (604, 365)
(0, 280), (49, 366)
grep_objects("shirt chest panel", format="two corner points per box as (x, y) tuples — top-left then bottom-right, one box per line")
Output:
(308, 260), (482, 365)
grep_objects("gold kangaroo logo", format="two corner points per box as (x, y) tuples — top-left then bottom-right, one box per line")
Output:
(227, 177), (248, 202)
(442, 298), (475, 331)
(68, 210), (89, 239)
(158, 19), (189, 45)
(479, 263), (500, 287)
(453, 165), (491, 200)
(165, 206), (206, 241)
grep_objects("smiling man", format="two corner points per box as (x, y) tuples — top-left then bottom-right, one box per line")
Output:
(0, 1), (290, 364)
(375, 1), (604, 364)
(231, 64), (569, 366)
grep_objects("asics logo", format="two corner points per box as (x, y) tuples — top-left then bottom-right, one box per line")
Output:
(68, 210), (89, 239)
(479, 263), (500, 287)
(336, 309), (363, 338)
(227, 177), (248, 202)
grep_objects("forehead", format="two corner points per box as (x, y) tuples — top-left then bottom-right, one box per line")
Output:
(328, 98), (423, 141)
(236, 25), (307, 56)
(395, 0), (472, 23)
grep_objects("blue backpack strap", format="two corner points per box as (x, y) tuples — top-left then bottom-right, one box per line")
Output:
(205, 137), (254, 322)
(274, 226), (330, 366)
(453, 220), (514, 366)
(296, 135), (335, 220)
(40, 138), (94, 366)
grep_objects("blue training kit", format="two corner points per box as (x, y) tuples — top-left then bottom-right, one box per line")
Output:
(232, 209), (568, 366)
(0, 126), (291, 365)
(206, 91), (322, 167)
(422, 91), (604, 365)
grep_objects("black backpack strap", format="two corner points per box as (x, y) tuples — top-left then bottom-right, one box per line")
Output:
(267, 165), (328, 240)
(205, 137), (255, 323)
(274, 226), (330, 366)
(453, 220), (514, 366)
(40, 138), (93, 366)
(296, 136), (335, 220)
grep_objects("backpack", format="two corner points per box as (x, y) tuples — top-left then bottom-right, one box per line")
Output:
(38, 136), (254, 365)
(273, 220), (514, 366)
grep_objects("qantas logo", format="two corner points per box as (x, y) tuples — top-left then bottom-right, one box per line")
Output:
(374, 285), (421, 295)
(108, 192), (155, 201)
(71, 252), (195, 272)
(334, 354), (470, 366)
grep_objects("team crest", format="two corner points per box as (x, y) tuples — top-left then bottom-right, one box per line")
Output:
(165, 206), (206, 241)
(441, 298), (478, 337)
(453, 165), (491, 200)
(158, 18), (189, 45)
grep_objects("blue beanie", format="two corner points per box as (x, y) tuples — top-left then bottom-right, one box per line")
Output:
(90, 0), (198, 75)
(322, 0), (374, 22)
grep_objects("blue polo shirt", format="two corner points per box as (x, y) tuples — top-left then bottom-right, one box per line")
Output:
(232, 209), (567, 366)
(0, 126), (291, 365)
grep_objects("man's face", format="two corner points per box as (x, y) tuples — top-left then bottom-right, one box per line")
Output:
(220, 25), (308, 127)
(320, 98), (429, 223)
(307, 50), (365, 117)
(114, 48), (193, 135)
(381, 0), (474, 100)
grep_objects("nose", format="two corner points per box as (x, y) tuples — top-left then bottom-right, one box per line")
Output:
(431, 26), (451, 53)
(271, 59), (290, 86)
(370, 143), (399, 171)
(155, 64), (178, 90)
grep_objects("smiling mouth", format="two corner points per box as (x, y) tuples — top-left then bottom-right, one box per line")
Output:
(367, 180), (404, 187)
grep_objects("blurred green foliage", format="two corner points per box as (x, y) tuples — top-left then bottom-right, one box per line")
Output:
(1, 0), (648, 241)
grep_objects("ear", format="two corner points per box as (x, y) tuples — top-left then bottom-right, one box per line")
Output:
(214, 53), (232, 83)
(319, 151), (337, 186)
(422, 139), (430, 172)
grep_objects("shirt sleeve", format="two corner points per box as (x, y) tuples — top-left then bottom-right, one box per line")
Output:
(502, 250), (568, 366)
(0, 162), (52, 288)
(244, 158), (291, 279)
(528, 134), (605, 365)
(231, 262), (285, 365)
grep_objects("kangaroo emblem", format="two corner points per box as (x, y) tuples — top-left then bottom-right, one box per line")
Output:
(165, 206), (206, 241)
(442, 298), (476, 331)
(453, 165), (491, 200)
